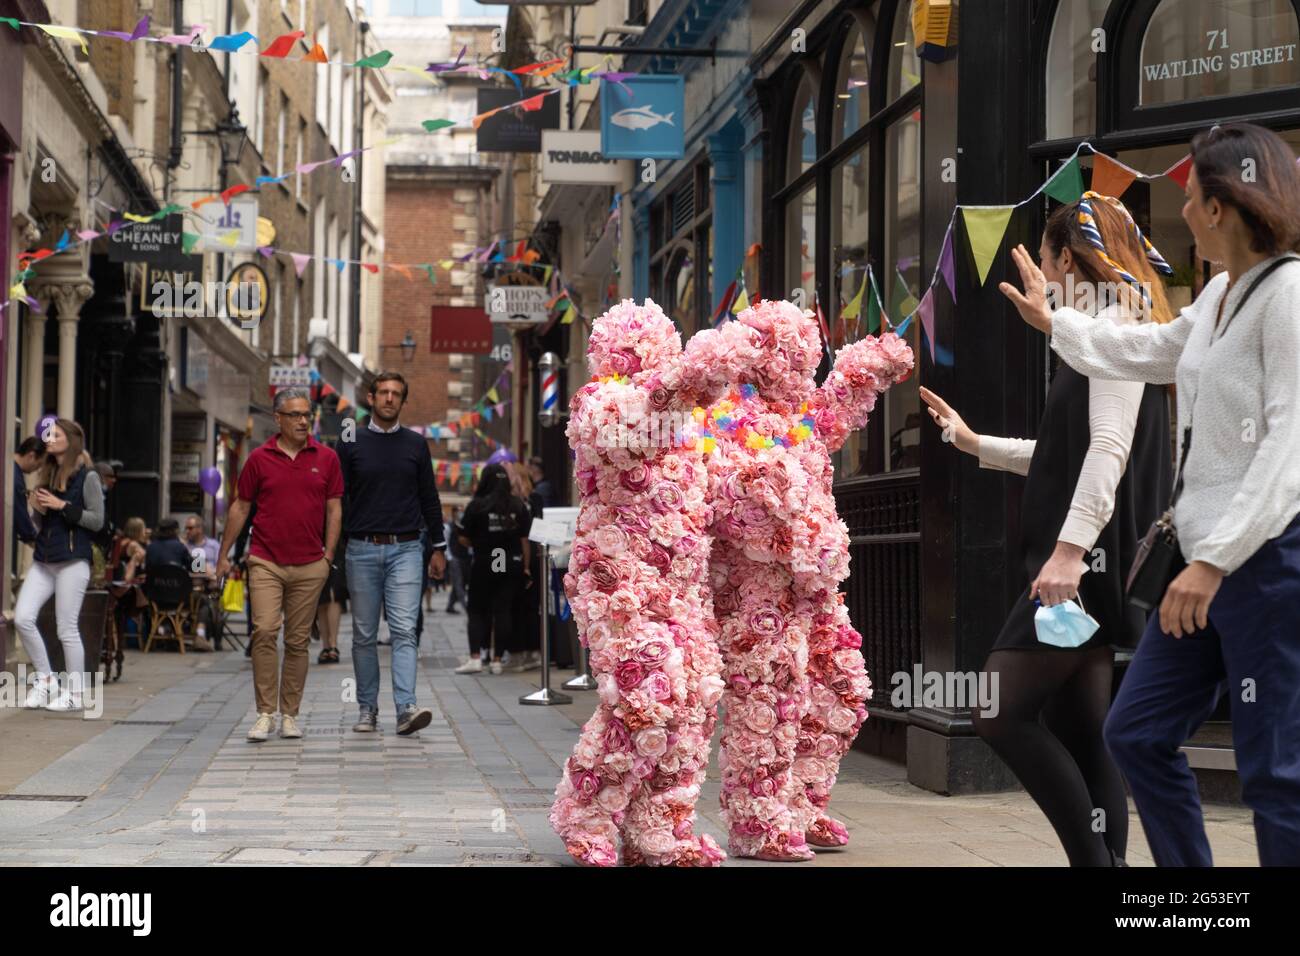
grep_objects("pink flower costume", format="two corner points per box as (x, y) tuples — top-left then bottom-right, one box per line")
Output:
(549, 300), (750, 867)
(700, 301), (913, 859)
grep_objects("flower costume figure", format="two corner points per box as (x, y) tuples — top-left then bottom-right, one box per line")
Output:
(549, 299), (755, 867)
(700, 300), (914, 859)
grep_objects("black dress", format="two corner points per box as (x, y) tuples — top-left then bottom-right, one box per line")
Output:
(992, 363), (1172, 651)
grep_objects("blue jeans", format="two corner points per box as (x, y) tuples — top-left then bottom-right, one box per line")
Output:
(347, 538), (424, 718)
(1104, 515), (1300, 866)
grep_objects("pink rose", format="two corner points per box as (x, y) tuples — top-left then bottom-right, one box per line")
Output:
(776, 696), (801, 722)
(643, 670), (673, 701)
(615, 660), (645, 691)
(592, 525), (629, 557)
(743, 703), (778, 735)
(602, 718), (631, 752)
(650, 481), (685, 513)
(645, 543), (671, 574)
(588, 560), (621, 593)
(607, 349), (641, 376)
(639, 828), (677, 857)
(634, 639), (672, 669)
(826, 706), (858, 734)
(635, 727), (668, 758)
(748, 606), (786, 641)
(729, 673), (752, 697)
(571, 769), (601, 803)
(620, 462), (652, 492)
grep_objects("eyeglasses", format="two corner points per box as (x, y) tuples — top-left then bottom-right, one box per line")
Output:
(276, 410), (312, 421)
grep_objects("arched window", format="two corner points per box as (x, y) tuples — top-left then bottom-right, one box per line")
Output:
(1045, 0), (1111, 140)
(785, 65), (821, 311)
(832, 17), (874, 147)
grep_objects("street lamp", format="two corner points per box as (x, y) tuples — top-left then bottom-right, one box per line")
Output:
(399, 330), (417, 362)
(215, 108), (249, 167)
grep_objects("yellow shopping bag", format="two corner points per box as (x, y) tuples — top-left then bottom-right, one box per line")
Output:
(221, 577), (245, 614)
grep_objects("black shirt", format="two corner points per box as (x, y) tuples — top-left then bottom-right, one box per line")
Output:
(336, 425), (446, 547)
(459, 496), (532, 563)
(146, 537), (192, 573)
(12, 462), (37, 543)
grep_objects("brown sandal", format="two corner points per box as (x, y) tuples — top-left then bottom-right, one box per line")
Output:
(317, 647), (340, 664)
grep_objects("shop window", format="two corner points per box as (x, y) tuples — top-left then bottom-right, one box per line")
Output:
(883, 109), (923, 472)
(789, 70), (819, 180)
(888, 1), (921, 102)
(786, 185), (817, 309)
(649, 160), (712, 335)
(1045, 0), (1111, 139)
(1139, 0), (1300, 106)
(833, 17), (874, 147)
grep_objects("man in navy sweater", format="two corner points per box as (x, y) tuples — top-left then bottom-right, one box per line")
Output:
(337, 372), (447, 735)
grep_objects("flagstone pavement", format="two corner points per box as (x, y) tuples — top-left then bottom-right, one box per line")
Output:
(0, 606), (1258, 866)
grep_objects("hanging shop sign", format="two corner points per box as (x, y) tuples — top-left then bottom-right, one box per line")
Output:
(429, 306), (493, 354)
(269, 365), (313, 388)
(540, 130), (624, 184)
(225, 262), (269, 322)
(139, 258), (206, 317)
(486, 280), (549, 326)
(476, 87), (561, 153)
(107, 214), (190, 268)
(197, 195), (258, 250)
(600, 75), (685, 160)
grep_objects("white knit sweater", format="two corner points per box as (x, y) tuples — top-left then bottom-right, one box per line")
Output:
(1049, 254), (1300, 575)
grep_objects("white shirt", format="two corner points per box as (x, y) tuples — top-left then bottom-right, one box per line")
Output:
(1049, 255), (1300, 575)
(977, 304), (1146, 553)
(367, 419), (402, 434)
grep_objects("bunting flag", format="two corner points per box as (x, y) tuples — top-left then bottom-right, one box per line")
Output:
(1043, 155), (1085, 205)
(36, 24), (89, 54)
(865, 268), (885, 336)
(938, 228), (957, 301)
(962, 206), (1016, 286)
(561, 302), (577, 324)
(353, 50), (394, 69)
(182, 232), (201, 254)
(208, 31), (257, 52)
(304, 42), (328, 63)
(258, 245), (275, 258)
(486, 387), (500, 404)
(360, 262), (379, 274)
(101, 15), (150, 42)
(915, 287), (937, 362)
(122, 212), (152, 223)
(291, 253), (311, 277)
(840, 273), (867, 321)
(219, 229), (241, 247)
(892, 268), (919, 321)
(1164, 154), (1194, 190)
(159, 26), (204, 46)
(221, 183), (251, 204)
(1090, 153), (1138, 200)
(260, 31), (304, 58)
(422, 119), (455, 133)
(420, 264), (436, 284)
(731, 287), (750, 315)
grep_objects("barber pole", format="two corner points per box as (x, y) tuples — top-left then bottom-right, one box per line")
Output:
(538, 352), (561, 427)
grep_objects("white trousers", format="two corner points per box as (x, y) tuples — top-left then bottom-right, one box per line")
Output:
(15, 559), (90, 685)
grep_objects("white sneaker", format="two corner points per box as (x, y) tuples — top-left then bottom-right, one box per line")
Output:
(489, 659), (503, 675)
(44, 691), (83, 712)
(279, 715), (303, 738)
(454, 657), (484, 674)
(523, 651), (543, 672)
(23, 675), (57, 709)
(246, 713), (277, 741)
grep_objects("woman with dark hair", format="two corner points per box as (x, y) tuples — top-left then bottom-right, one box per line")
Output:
(1004, 123), (1300, 866)
(453, 463), (533, 675)
(16, 419), (105, 711)
(921, 192), (1174, 866)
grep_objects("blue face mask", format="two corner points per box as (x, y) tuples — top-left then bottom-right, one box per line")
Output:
(1034, 599), (1100, 648)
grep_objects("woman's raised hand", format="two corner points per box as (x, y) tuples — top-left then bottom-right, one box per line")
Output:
(919, 387), (978, 455)
(999, 244), (1054, 333)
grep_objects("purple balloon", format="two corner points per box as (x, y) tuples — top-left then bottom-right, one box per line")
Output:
(486, 448), (517, 465)
(198, 466), (223, 496)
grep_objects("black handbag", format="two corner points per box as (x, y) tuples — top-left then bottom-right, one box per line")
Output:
(1126, 426), (1190, 611)
(1125, 254), (1300, 611)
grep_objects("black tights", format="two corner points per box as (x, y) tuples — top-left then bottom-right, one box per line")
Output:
(972, 646), (1128, 866)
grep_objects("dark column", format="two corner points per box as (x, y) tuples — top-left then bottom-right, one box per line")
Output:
(909, 0), (1044, 794)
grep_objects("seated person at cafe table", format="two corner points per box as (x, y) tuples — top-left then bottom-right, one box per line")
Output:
(146, 517), (213, 651)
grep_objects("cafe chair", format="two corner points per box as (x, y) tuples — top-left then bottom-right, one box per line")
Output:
(142, 564), (194, 654)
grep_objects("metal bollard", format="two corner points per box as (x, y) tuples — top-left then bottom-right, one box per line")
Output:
(520, 544), (571, 705)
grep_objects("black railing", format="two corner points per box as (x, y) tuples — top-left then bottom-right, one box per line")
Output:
(835, 470), (921, 720)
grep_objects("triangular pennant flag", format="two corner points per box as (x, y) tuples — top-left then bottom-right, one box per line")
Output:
(483, 406), (494, 422)
(209, 31), (257, 52)
(360, 263), (379, 274)
(938, 226), (957, 302)
(159, 26), (203, 46)
(916, 287), (937, 363)
(421, 119), (455, 133)
(192, 194), (219, 210)
(438, 259), (454, 271)
(182, 232), (202, 254)
(1090, 154), (1137, 200)
(390, 264), (413, 280)
(561, 303), (577, 324)
(123, 212), (152, 223)
(1164, 154), (1193, 190)
(516, 93), (549, 112)
(840, 273), (867, 320)
(151, 203), (185, 221)
(304, 43), (328, 62)
(332, 259), (346, 273)
(1043, 155), (1085, 205)
(221, 183), (251, 204)
(77, 229), (101, 241)
(101, 16), (151, 42)
(353, 50), (394, 69)
(220, 229), (241, 247)
(291, 253), (311, 277)
(260, 31), (304, 58)
(892, 269), (919, 321)
(1, 18), (20, 31)
(54, 230), (70, 252)
(961, 206), (1015, 286)
(36, 25), (90, 55)
(258, 245), (275, 259)
(894, 314), (914, 337)
(486, 387), (499, 404)
(420, 264), (436, 284)
(731, 287), (750, 314)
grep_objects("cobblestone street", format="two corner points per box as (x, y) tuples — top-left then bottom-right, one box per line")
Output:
(0, 608), (1259, 867)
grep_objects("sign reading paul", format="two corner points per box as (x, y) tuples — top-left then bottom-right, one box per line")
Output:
(1140, 0), (1300, 106)
(600, 75), (685, 160)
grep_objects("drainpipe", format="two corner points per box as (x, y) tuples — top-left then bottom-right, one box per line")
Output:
(349, 15), (367, 355)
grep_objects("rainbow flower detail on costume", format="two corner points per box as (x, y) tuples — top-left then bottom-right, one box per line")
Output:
(703, 389), (819, 452)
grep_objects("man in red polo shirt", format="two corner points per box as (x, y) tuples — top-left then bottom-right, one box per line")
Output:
(217, 387), (342, 742)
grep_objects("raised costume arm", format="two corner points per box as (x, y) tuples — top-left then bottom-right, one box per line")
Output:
(812, 333), (915, 452)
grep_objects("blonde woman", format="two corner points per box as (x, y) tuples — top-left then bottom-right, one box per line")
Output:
(17, 419), (105, 711)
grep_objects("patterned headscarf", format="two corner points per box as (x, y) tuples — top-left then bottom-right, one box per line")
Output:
(1077, 190), (1174, 305)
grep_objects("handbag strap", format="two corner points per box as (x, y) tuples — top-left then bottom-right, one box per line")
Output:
(1171, 255), (1300, 510)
